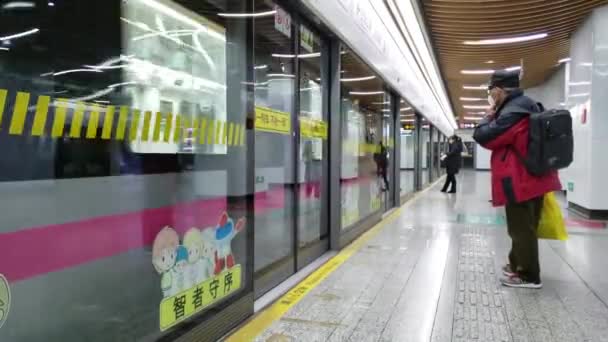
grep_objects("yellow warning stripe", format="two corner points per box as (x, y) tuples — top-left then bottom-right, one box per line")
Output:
(86, 105), (100, 139)
(101, 106), (115, 140)
(225, 207), (405, 341)
(0, 89), (248, 149)
(51, 99), (68, 138)
(116, 106), (129, 140)
(31, 95), (50, 136)
(224, 177), (450, 341)
(69, 102), (85, 138)
(163, 113), (173, 143)
(0, 89), (7, 128)
(9, 92), (30, 135)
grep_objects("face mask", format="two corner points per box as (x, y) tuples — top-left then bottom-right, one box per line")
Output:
(487, 94), (495, 107)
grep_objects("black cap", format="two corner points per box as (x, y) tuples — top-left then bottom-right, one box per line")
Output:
(489, 70), (520, 89)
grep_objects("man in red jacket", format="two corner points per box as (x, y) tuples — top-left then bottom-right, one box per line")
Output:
(473, 70), (561, 289)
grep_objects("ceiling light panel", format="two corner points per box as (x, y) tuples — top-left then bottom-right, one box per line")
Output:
(463, 33), (548, 45)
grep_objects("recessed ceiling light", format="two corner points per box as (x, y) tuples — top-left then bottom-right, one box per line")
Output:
(341, 75), (376, 82)
(299, 52), (321, 59)
(400, 107), (412, 111)
(2, 1), (35, 10)
(569, 81), (591, 86)
(218, 10), (276, 18)
(463, 105), (490, 109)
(463, 116), (483, 121)
(460, 69), (495, 75)
(349, 91), (384, 95)
(460, 97), (485, 101)
(464, 33), (547, 45)
(558, 57), (571, 63)
(485, 60), (494, 64)
(461, 66), (521, 75)
(0, 28), (39, 41)
(267, 73), (295, 78)
(51, 68), (104, 76)
(569, 93), (589, 97)
(462, 85), (487, 90)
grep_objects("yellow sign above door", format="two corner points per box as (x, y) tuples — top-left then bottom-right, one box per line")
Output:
(255, 106), (291, 135)
(300, 117), (328, 140)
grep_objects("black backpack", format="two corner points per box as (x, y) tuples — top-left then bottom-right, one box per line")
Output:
(513, 109), (573, 176)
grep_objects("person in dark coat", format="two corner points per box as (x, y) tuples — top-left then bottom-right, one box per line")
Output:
(440, 135), (463, 193)
(473, 70), (561, 289)
(375, 142), (389, 191)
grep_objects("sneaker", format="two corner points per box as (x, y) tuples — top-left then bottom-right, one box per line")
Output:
(500, 275), (543, 289)
(502, 264), (516, 277)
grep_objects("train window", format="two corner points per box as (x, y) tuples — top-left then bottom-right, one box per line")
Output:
(122, 0), (228, 155)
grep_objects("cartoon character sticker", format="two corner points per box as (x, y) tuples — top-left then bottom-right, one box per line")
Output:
(152, 213), (246, 299)
(200, 228), (216, 280)
(152, 227), (179, 298)
(212, 212), (246, 275)
(173, 245), (189, 294)
(182, 228), (202, 288)
(0, 273), (10, 329)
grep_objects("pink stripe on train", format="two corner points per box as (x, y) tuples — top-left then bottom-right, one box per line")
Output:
(0, 186), (291, 283)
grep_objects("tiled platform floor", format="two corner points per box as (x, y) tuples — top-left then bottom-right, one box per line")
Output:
(253, 171), (608, 342)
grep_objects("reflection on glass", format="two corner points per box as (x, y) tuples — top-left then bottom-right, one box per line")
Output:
(298, 25), (327, 251)
(340, 46), (390, 230)
(0, 0), (251, 341)
(253, 0), (295, 293)
(399, 100), (416, 197)
(123, 0), (228, 155)
(421, 118), (431, 186)
(432, 128), (440, 180)
(381, 102), (394, 208)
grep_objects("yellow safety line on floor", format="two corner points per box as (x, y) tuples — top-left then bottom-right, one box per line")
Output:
(226, 209), (412, 341)
(225, 177), (445, 341)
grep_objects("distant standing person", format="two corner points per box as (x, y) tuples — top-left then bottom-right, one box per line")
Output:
(440, 135), (463, 193)
(374, 142), (389, 191)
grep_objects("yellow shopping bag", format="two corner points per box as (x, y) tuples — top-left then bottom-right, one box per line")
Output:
(537, 192), (568, 240)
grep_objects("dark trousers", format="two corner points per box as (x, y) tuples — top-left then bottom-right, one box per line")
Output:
(378, 167), (389, 190)
(441, 173), (456, 192)
(505, 196), (543, 283)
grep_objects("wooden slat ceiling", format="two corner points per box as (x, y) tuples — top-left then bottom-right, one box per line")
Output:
(422, 0), (608, 123)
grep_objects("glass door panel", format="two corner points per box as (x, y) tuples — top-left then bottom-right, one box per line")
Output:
(399, 100), (416, 197)
(253, 0), (296, 297)
(296, 25), (328, 268)
(381, 98), (394, 210)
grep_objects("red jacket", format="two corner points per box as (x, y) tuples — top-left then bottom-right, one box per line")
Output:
(474, 91), (561, 207)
